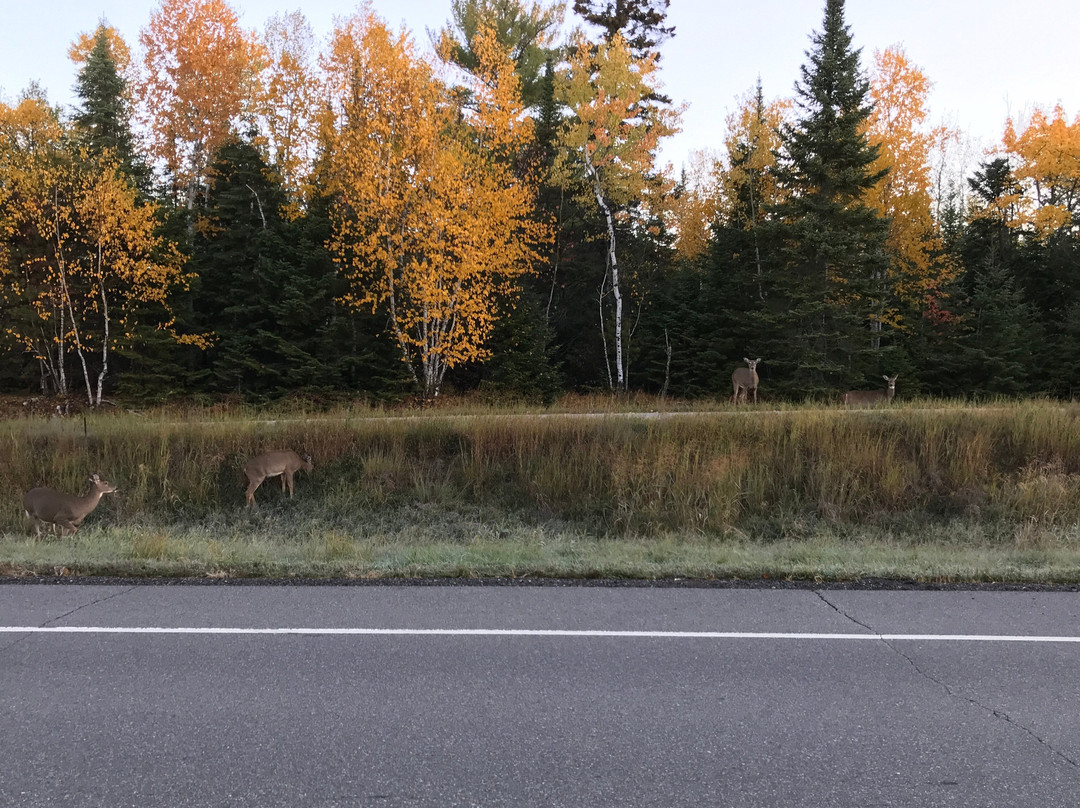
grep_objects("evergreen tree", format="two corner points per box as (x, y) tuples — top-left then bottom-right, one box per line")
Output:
(72, 25), (148, 188)
(960, 261), (1035, 396)
(767, 0), (889, 397)
(572, 0), (674, 106)
(435, 0), (564, 109)
(572, 0), (674, 60)
(188, 138), (405, 399)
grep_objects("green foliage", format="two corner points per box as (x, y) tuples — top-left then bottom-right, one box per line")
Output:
(572, 0), (674, 60)
(72, 25), (149, 189)
(186, 137), (406, 399)
(437, 0), (564, 108)
(767, 0), (890, 396)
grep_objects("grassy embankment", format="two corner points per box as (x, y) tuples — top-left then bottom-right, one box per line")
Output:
(2, 397), (1080, 582)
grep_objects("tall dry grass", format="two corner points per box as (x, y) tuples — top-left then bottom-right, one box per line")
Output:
(2, 401), (1080, 541)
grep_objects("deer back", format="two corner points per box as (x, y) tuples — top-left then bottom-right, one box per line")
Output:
(245, 450), (313, 480)
(842, 390), (888, 406)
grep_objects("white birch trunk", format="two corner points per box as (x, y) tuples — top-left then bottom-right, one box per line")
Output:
(584, 153), (625, 391)
(95, 276), (110, 407)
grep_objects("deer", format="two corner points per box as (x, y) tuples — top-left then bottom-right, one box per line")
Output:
(843, 374), (899, 407)
(23, 473), (118, 537)
(732, 357), (762, 404)
(244, 450), (313, 506)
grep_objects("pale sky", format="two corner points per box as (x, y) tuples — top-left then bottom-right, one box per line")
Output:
(2, 0), (1078, 172)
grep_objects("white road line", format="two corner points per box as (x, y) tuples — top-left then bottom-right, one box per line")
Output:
(2, 626), (1080, 642)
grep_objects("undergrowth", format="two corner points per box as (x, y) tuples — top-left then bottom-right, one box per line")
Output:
(2, 399), (1079, 581)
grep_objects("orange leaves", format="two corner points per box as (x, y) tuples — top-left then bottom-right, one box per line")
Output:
(1001, 104), (1080, 238)
(864, 46), (955, 319)
(324, 9), (548, 397)
(137, 0), (264, 206)
(69, 24), (132, 72)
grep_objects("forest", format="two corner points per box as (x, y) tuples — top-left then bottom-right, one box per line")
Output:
(1, 0), (1077, 407)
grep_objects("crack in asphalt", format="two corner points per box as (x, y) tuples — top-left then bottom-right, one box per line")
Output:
(0, 586), (135, 653)
(39, 585), (136, 627)
(814, 589), (1080, 774)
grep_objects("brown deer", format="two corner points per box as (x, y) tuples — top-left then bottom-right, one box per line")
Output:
(844, 374), (899, 406)
(244, 450), (313, 506)
(23, 473), (118, 537)
(732, 357), (762, 404)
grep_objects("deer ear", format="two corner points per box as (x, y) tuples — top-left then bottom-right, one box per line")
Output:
(743, 357), (751, 363)
(883, 375), (889, 381)
(756, 358), (762, 363)
(90, 473), (100, 482)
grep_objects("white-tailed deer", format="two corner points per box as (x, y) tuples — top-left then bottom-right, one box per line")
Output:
(23, 473), (118, 537)
(732, 357), (762, 404)
(244, 450), (313, 506)
(844, 374), (899, 406)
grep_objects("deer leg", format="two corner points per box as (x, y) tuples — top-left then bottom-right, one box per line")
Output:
(245, 477), (261, 507)
(285, 471), (295, 497)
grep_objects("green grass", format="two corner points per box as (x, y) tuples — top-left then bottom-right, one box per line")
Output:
(3, 398), (1080, 582)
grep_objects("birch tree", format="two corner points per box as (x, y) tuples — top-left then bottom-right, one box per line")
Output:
(553, 33), (678, 390)
(0, 97), (198, 404)
(324, 11), (547, 399)
(136, 0), (264, 209)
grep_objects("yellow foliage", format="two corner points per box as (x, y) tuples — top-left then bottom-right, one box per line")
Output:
(863, 46), (957, 324)
(1001, 104), (1080, 238)
(257, 11), (320, 210)
(668, 149), (720, 261)
(553, 34), (680, 211)
(0, 97), (200, 399)
(323, 9), (549, 397)
(136, 0), (265, 206)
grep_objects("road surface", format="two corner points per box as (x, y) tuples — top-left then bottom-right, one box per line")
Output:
(2, 582), (1078, 806)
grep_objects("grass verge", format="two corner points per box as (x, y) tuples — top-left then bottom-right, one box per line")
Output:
(3, 507), (1080, 583)
(3, 400), (1080, 583)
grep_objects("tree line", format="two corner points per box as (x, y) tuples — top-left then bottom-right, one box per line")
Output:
(1, 0), (1077, 406)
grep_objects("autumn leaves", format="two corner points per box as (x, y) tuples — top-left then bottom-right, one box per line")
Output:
(325, 17), (547, 399)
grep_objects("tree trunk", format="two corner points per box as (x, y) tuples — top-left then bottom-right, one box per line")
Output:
(585, 154), (625, 391)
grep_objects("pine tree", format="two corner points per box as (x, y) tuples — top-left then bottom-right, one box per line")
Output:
(435, 0), (564, 109)
(572, 0), (673, 60)
(189, 138), (404, 398)
(767, 0), (889, 396)
(72, 25), (149, 188)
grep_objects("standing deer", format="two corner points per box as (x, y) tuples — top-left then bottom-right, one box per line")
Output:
(732, 358), (762, 404)
(844, 374), (899, 406)
(244, 450), (313, 506)
(23, 473), (118, 537)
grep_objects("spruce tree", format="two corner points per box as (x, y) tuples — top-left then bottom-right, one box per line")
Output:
(767, 0), (889, 397)
(72, 25), (148, 188)
(572, 0), (673, 60)
(188, 138), (405, 399)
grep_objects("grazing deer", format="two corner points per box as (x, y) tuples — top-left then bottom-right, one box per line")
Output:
(732, 357), (762, 404)
(244, 450), (313, 506)
(23, 473), (118, 537)
(844, 374), (899, 406)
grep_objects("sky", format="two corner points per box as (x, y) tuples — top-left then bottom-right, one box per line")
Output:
(2, 0), (1078, 173)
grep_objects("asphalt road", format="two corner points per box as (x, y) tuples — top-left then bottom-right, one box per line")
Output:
(2, 582), (1079, 807)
